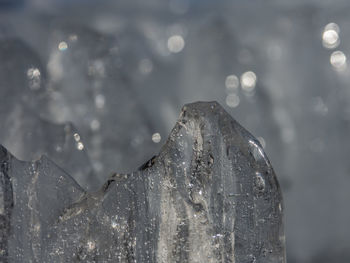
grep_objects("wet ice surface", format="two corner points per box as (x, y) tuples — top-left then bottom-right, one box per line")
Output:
(0, 2), (350, 262)
(0, 102), (285, 262)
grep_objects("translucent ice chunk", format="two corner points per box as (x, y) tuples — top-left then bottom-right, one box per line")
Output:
(0, 102), (285, 262)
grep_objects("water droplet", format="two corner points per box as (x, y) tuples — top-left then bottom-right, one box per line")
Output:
(241, 71), (257, 92)
(27, 68), (41, 78)
(225, 74), (239, 91)
(27, 68), (41, 90)
(77, 142), (84, 151)
(330, 50), (347, 71)
(167, 35), (185, 53)
(322, 23), (340, 49)
(226, 94), (240, 108)
(73, 133), (81, 142)
(58, 41), (68, 51)
(152, 133), (161, 143)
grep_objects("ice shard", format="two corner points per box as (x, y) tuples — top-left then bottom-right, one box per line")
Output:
(0, 101), (285, 262)
(0, 145), (85, 262)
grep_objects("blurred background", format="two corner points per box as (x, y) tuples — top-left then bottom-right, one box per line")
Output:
(1, 0), (350, 262)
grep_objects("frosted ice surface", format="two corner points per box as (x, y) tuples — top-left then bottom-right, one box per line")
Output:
(0, 102), (285, 262)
